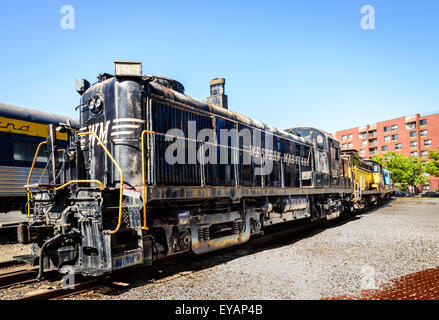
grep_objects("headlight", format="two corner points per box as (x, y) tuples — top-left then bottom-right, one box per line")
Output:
(88, 93), (104, 114)
(89, 99), (95, 111)
(95, 97), (102, 108)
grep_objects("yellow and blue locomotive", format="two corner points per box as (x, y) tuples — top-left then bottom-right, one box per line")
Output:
(340, 150), (394, 208)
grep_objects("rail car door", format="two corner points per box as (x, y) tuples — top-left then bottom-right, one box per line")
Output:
(215, 116), (236, 187)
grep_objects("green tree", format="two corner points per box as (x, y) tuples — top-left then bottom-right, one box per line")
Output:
(378, 152), (428, 192)
(424, 147), (439, 177)
(369, 154), (385, 166)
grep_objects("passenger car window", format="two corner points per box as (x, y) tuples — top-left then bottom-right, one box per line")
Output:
(13, 140), (48, 162)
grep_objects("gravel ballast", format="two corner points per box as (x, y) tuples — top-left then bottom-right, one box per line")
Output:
(72, 198), (439, 300)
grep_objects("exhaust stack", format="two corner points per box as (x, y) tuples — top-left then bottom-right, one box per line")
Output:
(207, 78), (228, 109)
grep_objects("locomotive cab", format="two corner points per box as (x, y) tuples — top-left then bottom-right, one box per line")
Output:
(286, 126), (350, 189)
(365, 160), (384, 191)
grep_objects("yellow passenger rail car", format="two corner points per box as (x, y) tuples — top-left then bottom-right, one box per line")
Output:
(0, 102), (78, 213)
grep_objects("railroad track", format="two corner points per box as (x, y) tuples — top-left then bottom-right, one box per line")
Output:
(0, 260), (23, 270)
(17, 277), (113, 300)
(0, 264), (113, 300)
(0, 266), (39, 290)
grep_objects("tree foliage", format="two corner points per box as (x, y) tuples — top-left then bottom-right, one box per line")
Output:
(374, 152), (428, 188)
(369, 154), (385, 166)
(424, 147), (439, 177)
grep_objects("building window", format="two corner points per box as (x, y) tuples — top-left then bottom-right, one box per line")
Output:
(360, 149), (365, 155)
(361, 140), (367, 146)
(381, 146), (388, 152)
(348, 134), (353, 140)
(384, 136), (390, 142)
(392, 134), (398, 141)
(405, 122), (416, 130)
(383, 126), (390, 132)
(409, 131), (417, 138)
(410, 141), (417, 147)
(342, 144), (347, 149)
(395, 143), (402, 150)
(420, 119), (427, 126)
(421, 150), (429, 157)
(424, 139), (432, 146)
(370, 148), (378, 155)
(422, 184), (430, 190)
(420, 129), (427, 137)
(391, 124), (398, 131)
(410, 151), (418, 157)
(359, 132), (367, 139)
(369, 139), (377, 146)
(342, 135), (347, 141)
(369, 130), (377, 137)
(348, 142), (353, 148)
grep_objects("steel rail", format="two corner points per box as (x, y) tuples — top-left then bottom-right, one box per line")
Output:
(0, 260), (24, 269)
(0, 268), (39, 289)
(17, 277), (111, 300)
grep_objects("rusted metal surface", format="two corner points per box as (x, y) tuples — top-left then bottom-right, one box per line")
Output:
(362, 189), (393, 195)
(18, 278), (111, 300)
(0, 268), (39, 289)
(112, 249), (143, 270)
(323, 266), (439, 300)
(147, 185), (354, 201)
(190, 210), (253, 254)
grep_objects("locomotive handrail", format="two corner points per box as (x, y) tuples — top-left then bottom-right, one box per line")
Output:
(141, 130), (155, 231)
(48, 180), (106, 191)
(25, 141), (47, 222)
(78, 132), (124, 235)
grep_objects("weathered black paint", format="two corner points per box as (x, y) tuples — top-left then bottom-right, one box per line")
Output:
(17, 68), (389, 278)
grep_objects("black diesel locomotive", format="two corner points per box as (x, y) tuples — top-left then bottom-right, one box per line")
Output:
(18, 61), (362, 278)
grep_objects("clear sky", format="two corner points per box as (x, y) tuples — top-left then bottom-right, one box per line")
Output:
(0, 0), (438, 133)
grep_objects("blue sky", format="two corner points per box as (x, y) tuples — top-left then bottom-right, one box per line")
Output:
(0, 0), (438, 133)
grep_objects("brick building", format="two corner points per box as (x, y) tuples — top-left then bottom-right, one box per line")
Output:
(335, 111), (439, 192)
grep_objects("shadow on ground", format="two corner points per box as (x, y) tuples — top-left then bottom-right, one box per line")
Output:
(95, 199), (395, 298)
